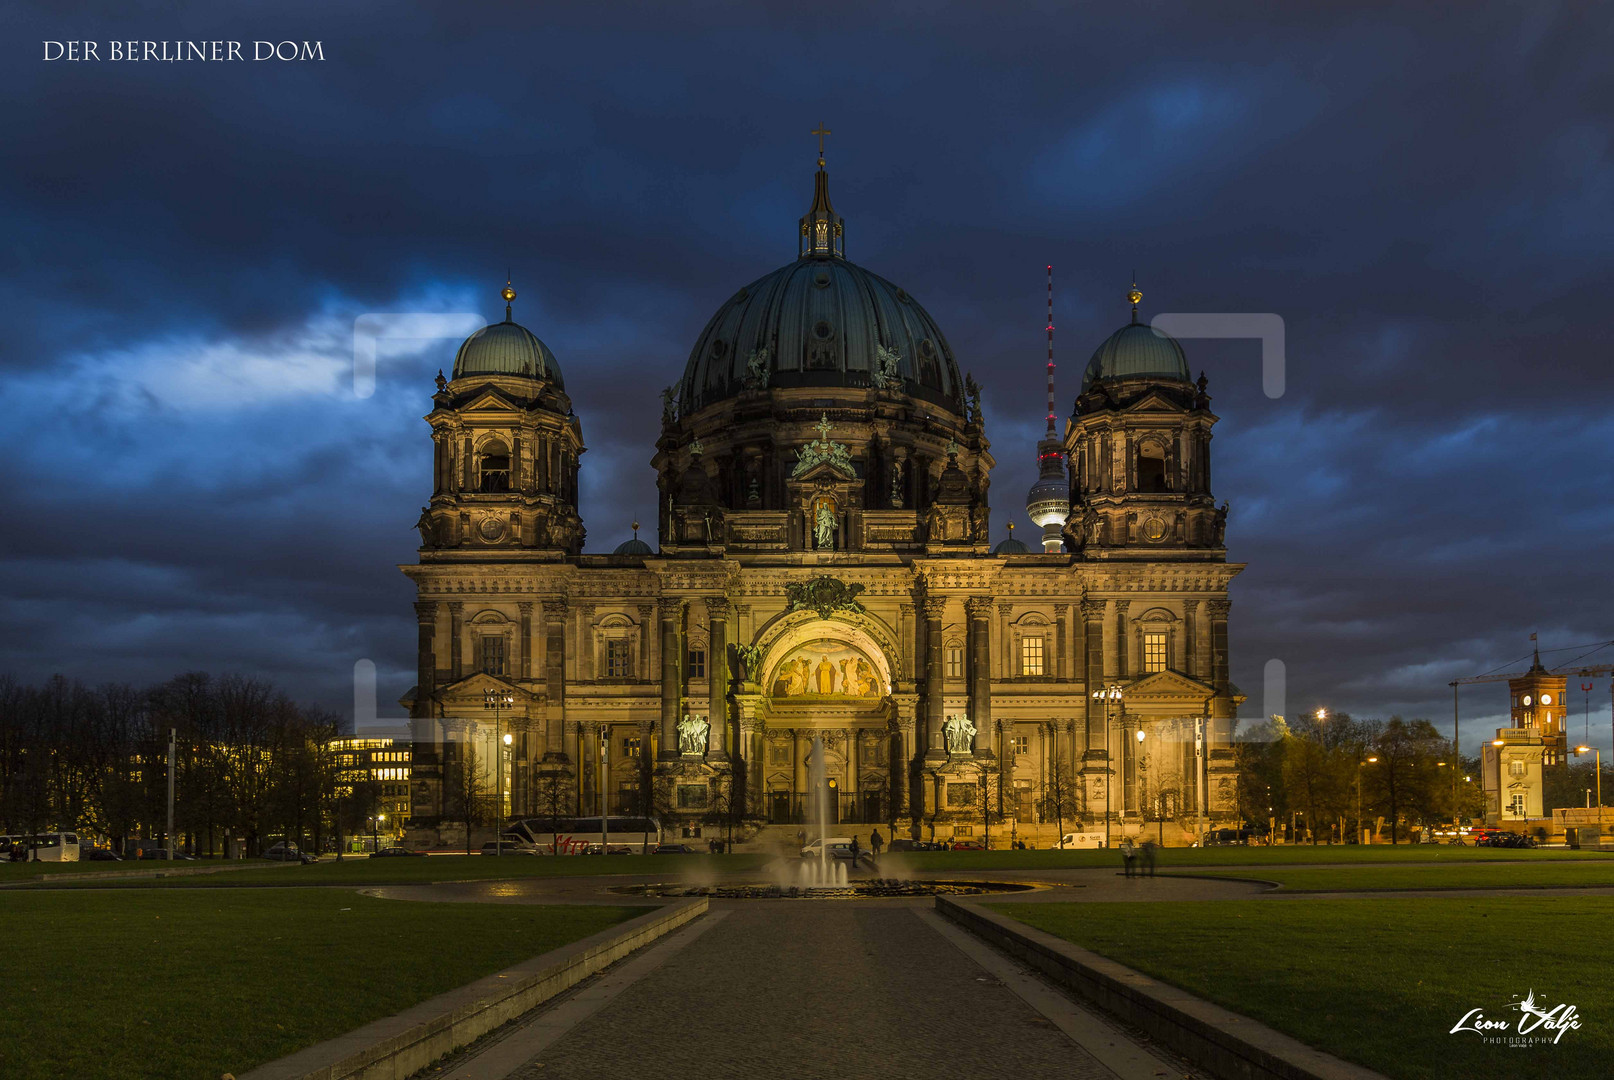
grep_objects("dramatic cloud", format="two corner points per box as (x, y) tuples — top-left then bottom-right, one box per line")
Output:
(3, 1), (1611, 753)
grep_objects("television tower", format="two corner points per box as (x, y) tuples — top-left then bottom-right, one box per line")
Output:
(1025, 265), (1071, 552)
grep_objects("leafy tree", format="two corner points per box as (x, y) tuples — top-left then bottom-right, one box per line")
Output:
(1367, 717), (1448, 842)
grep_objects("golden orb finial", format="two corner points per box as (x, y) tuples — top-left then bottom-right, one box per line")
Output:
(631, 520), (640, 535)
(1128, 283), (1142, 307)
(501, 283), (517, 304)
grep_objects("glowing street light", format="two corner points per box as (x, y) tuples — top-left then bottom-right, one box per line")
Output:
(1356, 756), (1378, 845)
(1091, 685), (1124, 849)
(485, 689), (515, 855)
(1574, 745), (1601, 810)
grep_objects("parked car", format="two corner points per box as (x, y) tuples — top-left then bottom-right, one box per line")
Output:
(264, 842), (315, 864)
(371, 846), (426, 858)
(651, 843), (698, 854)
(949, 840), (986, 851)
(800, 836), (853, 859)
(80, 847), (122, 861)
(884, 838), (934, 853)
(1205, 828), (1253, 846)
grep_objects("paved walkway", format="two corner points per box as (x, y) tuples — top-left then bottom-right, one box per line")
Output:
(434, 902), (1196, 1080)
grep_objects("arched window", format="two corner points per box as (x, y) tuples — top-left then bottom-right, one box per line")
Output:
(1137, 440), (1169, 493)
(479, 439), (511, 493)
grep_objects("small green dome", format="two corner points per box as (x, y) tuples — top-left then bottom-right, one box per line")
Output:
(993, 534), (1030, 554)
(1080, 320), (1189, 391)
(612, 537), (653, 555)
(452, 320), (563, 385)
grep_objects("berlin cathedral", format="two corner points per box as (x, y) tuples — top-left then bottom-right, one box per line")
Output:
(401, 148), (1244, 847)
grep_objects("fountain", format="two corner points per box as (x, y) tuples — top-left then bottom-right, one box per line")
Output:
(797, 735), (845, 888)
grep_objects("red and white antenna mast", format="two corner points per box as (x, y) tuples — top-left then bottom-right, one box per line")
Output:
(1045, 264), (1056, 437)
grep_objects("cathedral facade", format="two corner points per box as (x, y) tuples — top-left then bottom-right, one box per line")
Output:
(401, 155), (1244, 847)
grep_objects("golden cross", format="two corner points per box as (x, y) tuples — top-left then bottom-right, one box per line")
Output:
(811, 122), (831, 157)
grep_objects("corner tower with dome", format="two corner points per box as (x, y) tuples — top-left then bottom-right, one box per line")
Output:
(398, 151), (1244, 850)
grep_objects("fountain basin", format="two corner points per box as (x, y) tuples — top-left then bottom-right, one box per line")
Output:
(609, 878), (1041, 900)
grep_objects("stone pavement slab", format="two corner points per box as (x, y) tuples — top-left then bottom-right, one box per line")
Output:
(484, 901), (1188, 1080)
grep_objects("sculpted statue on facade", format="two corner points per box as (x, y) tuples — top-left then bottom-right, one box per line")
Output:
(814, 501), (836, 550)
(677, 713), (710, 756)
(943, 713), (976, 755)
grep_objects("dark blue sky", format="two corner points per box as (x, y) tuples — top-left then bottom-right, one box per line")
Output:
(5, 2), (1611, 753)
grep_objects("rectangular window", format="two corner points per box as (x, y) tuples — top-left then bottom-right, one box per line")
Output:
(1144, 632), (1167, 673)
(479, 635), (506, 676)
(622, 736), (641, 757)
(952, 825), (973, 837)
(1508, 794), (1526, 818)
(1508, 760), (1525, 778)
(1012, 735), (1029, 757)
(605, 639), (631, 678)
(945, 646), (964, 679)
(1020, 636), (1045, 676)
(688, 648), (707, 679)
(677, 784), (707, 809)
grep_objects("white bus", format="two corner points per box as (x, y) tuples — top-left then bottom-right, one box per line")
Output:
(506, 816), (661, 853)
(26, 833), (81, 862)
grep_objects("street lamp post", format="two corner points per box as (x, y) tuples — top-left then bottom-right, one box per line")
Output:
(1356, 756), (1378, 844)
(1091, 685), (1124, 848)
(1135, 727), (1157, 843)
(1575, 745), (1601, 811)
(484, 688), (514, 855)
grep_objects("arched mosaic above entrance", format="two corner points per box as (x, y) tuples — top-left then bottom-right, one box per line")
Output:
(769, 639), (881, 698)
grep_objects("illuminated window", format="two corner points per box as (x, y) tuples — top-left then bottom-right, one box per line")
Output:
(945, 646), (964, 678)
(479, 635), (506, 676)
(1508, 794), (1526, 817)
(953, 825), (973, 837)
(1509, 760), (1525, 778)
(1012, 735), (1029, 757)
(605, 639), (631, 678)
(622, 736), (641, 757)
(1144, 632), (1167, 673)
(688, 648), (706, 679)
(1021, 636), (1045, 676)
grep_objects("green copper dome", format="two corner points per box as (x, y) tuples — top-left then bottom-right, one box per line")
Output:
(678, 161), (963, 416)
(1080, 319), (1189, 391)
(450, 286), (563, 385)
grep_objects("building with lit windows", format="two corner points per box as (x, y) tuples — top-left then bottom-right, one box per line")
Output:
(400, 149), (1244, 847)
(1481, 649), (1569, 827)
(330, 737), (411, 839)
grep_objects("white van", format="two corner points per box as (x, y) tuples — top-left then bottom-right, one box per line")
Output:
(800, 836), (854, 859)
(1056, 832), (1107, 850)
(28, 833), (81, 861)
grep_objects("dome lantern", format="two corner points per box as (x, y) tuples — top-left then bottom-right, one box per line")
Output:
(799, 122), (844, 260)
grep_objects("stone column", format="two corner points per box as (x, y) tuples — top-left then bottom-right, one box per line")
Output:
(898, 603), (915, 680)
(518, 602), (534, 680)
(922, 596), (947, 761)
(1209, 599), (1231, 689)
(543, 601), (567, 761)
(637, 604), (654, 681)
(1054, 603), (1069, 681)
(1182, 599), (1199, 679)
(579, 721), (598, 808)
(1114, 600), (1131, 679)
(793, 729), (808, 818)
(738, 709), (763, 816)
(576, 603), (595, 682)
(1193, 599), (1212, 682)
(966, 597), (994, 757)
(997, 603), (1013, 678)
(563, 722), (581, 810)
(1100, 599), (1118, 682)
(707, 598), (731, 761)
(849, 727), (862, 817)
(413, 602), (437, 707)
(448, 602), (464, 680)
(659, 600), (683, 760)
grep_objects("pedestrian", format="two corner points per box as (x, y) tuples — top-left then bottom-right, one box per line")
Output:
(1120, 836), (1136, 877)
(850, 835), (861, 861)
(1141, 840), (1157, 877)
(797, 829), (806, 852)
(870, 828), (883, 855)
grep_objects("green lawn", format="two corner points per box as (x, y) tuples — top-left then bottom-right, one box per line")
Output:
(19, 852), (769, 888)
(880, 844), (1609, 874)
(995, 897), (1611, 1080)
(0, 891), (638, 1080)
(1164, 861), (1614, 891)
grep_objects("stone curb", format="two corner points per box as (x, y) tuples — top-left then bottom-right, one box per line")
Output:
(239, 897), (708, 1080)
(935, 896), (1388, 1080)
